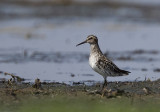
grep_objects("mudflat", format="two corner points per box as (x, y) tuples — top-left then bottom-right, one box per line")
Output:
(0, 79), (160, 112)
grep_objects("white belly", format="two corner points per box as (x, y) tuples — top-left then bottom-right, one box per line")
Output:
(89, 55), (97, 70)
(89, 55), (106, 77)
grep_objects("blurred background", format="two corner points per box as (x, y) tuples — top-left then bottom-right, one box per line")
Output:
(0, 0), (160, 84)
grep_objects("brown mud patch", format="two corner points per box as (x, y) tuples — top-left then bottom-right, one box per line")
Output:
(0, 79), (160, 105)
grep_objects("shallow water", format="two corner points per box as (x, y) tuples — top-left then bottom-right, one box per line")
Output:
(0, 21), (160, 84)
(0, 1), (160, 84)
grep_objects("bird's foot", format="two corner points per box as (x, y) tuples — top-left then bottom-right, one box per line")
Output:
(101, 87), (112, 97)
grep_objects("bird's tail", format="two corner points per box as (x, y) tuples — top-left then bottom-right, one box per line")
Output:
(120, 69), (131, 76)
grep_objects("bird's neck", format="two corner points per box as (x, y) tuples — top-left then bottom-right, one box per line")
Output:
(90, 43), (103, 56)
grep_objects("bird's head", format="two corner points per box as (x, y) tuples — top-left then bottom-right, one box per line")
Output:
(76, 35), (98, 46)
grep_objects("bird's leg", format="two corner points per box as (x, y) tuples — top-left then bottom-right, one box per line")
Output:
(102, 77), (107, 89)
(101, 77), (109, 97)
(101, 77), (108, 97)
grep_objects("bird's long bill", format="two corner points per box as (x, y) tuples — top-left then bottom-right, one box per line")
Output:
(76, 40), (87, 47)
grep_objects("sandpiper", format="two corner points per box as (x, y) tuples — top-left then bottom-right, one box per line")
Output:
(76, 35), (130, 88)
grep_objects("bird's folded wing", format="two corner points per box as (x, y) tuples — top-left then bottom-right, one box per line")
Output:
(96, 56), (121, 74)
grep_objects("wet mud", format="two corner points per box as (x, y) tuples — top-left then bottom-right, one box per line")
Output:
(0, 78), (160, 106)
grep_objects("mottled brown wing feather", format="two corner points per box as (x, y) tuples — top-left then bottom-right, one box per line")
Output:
(96, 56), (130, 75)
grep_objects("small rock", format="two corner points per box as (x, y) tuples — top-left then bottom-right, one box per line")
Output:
(33, 78), (41, 89)
(143, 87), (152, 95)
